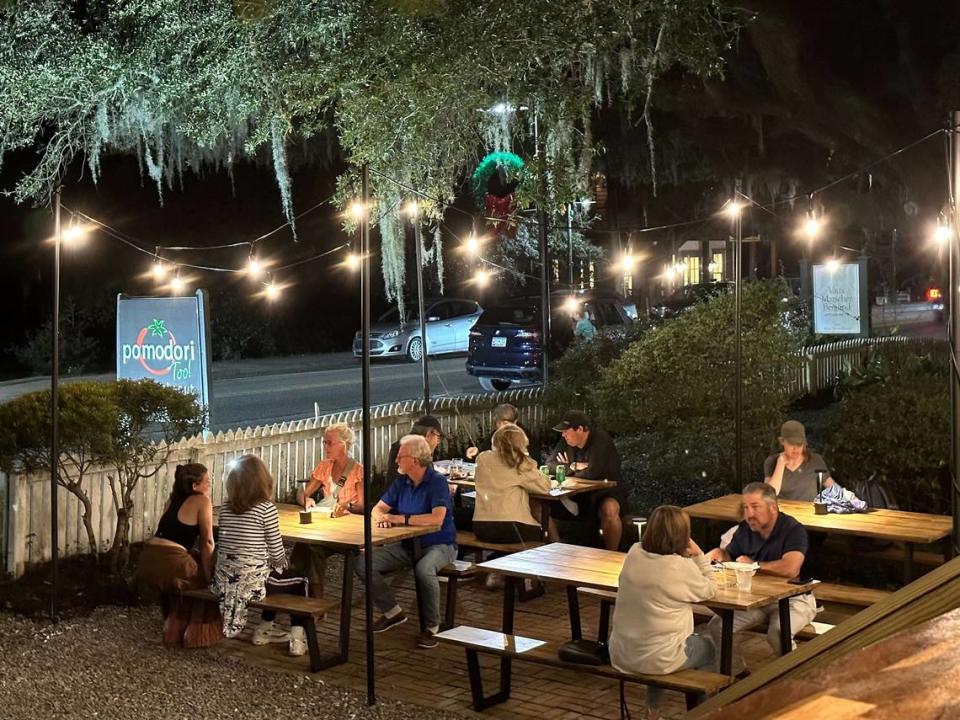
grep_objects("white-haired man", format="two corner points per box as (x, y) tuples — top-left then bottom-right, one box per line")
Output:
(357, 434), (457, 649)
(705, 482), (817, 674)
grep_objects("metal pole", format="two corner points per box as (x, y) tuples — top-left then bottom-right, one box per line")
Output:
(538, 207), (550, 385)
(567, 205), (574, 289)
(360, 164), (375, 705)
(413, 221), (430, 412)
(734, 181), (743, 486)
(892, 228), (898, 322)
(950, 111), (960, 555)
(50, 189), (61, 624)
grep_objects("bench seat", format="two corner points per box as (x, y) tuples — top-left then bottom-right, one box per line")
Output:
(182, 588), (337, 671)
(437, 625), (733, 712)
(456, 530), (544, 554)
(436, 562), (479, 630)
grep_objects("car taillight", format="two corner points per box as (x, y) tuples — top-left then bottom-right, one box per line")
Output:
(515, 330), (540, 339)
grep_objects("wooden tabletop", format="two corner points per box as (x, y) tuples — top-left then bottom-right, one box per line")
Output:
(684, 494), (952, 544)
(449, 477), (616, 501)
(479, 543), (816, 611)
(697, 607), (960, 719)
(216, 504), (440, 551)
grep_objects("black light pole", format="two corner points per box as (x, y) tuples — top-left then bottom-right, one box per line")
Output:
(732, 182), (744, 486)
(49, 188), (62, 624)
(360, 164), (376, 705)
(950, 111), (960, 555)
(412, 216), (430, 411)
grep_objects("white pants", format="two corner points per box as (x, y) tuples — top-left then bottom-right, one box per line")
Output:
(707, 593), (818, 673)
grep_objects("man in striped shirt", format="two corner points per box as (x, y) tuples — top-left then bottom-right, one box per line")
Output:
(357, 434), (457, 649)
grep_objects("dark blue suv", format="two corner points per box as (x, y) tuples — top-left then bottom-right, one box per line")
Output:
(466, 290), (632, 391)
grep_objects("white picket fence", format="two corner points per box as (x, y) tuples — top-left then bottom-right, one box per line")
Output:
(3, 387), (546, 576)
(1, 334), (944, 576)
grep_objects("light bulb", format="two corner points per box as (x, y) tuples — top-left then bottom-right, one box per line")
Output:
(725, 201), (744, 219)
(934, 224), (953, 244)
(265, 282), (280, 301)
(804, 217), (821, 238)
(247, 257), (263, 277)
(349, 201), (366, 221)
(170, 275), (185, 293)
(152, 260), (167, 280)
(475, 269), (491, 287)
(404, 200), (419, 219)
(825, 258), (841, 273)
(345, 252), (361, 271)
(465, 235), (480, 256)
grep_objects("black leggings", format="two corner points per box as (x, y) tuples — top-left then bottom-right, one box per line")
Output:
(260, 572), (309, 628)
(473, 521), (542, 544)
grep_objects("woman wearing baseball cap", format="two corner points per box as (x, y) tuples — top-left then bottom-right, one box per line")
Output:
(763, 420), (833, 501)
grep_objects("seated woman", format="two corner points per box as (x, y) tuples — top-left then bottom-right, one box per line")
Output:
(764, 420), (833, 501)
(609, 506), (716, 720)
(137, 462), (219, 647)
(473, 423), (550, 544)
(292, 422), (365, 597)
(210, 454), (309, 657)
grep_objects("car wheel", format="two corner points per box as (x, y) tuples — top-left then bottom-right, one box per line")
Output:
(406, 337), (424, 362)
(479, 377), (513, 392)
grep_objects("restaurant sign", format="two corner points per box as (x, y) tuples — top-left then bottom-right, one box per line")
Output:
(812, 263), (862, 335)
(116, 291), (212, 414)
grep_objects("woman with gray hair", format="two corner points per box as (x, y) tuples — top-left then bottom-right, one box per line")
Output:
(290, 422), (366, 598)
(356, 434), (458, 649)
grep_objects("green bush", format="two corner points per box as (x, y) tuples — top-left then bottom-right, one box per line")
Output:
(592, 279), (804, 494)
(827, 348), (949, 512)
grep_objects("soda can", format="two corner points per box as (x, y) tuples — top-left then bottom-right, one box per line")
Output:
(555, 464), (567, 485)
(539, 465), (550, 476)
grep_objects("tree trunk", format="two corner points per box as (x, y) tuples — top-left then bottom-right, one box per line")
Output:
(111, 506), (131, 573)
(76, 492), (98, 557)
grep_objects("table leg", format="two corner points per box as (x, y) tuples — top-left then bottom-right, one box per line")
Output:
(499, 576), (517, 699)
(540, 502), (551, 541)
(719, 609), (734, 676)
(904, 542), (915, 585)
(566, 585), (582, 641)
(944, 535), (956, 562)
(777, 598), (792, 657)
(310, 549), (354, 671)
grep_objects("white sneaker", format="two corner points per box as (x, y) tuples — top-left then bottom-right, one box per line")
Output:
(251, 620), (287, 645)
(288, 626), (308, 657)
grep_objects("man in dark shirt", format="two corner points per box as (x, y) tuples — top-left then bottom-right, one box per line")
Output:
(384, 415), (444, 484)
(706, 482), (818, 672)
(546, 410), (625, 550)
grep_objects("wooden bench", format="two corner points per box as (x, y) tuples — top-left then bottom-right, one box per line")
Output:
(437, 625), (734, 713)
(455, 531), (545, 601)
(576, 587), (835, 643)
(182, 588), (337, 672)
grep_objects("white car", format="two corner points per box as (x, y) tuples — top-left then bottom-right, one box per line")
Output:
(353, 298), (482, 361)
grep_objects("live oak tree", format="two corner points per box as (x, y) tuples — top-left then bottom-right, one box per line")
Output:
(0, 0), (742, 305)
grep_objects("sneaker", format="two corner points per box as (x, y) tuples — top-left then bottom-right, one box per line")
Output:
(372, 612), (407, 634)
(252, 620), (285, 646)
(417, 630), (439, 649)
(485, 572), (504, 590)
(288, 626), (308, 657)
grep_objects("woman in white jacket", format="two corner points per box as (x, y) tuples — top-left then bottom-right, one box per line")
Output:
(609, 505), (717, 720)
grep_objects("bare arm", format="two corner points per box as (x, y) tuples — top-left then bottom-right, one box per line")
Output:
(705, 547), (730, 563)
(765, 453), (786, 495)
(381, 505), (446, 528)
(756, 550), (805, 578)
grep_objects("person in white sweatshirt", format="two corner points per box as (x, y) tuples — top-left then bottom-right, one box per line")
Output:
(609, 505), (717, 720)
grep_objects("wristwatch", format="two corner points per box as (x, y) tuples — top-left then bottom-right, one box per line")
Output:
(404, 514), (411, 526)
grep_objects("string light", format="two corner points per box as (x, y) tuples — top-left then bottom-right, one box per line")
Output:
(169, 273), (186, 294)
(934, 220), (953, 245)
(61, 222), (90, 245)
(152, 259), (168, 280)
(344, 252), (361, 271)
(264, 281), (281, 301)
(474, 269), (492, 287)
(403, 199), (420, 219)
(825, 258), (841, 273)
(803, 214), (822, 240)
(246, 255), (263, 277)
(562, 296), (580, 314)
(348, 201), (367, 222)
(619, 253), (637, 274)
(724, 200), (744, 219)
(464, 234), (481, 256)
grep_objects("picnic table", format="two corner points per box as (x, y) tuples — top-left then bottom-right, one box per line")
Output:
(478, 543), (817, 676)
(446, 475), (617, 535)
(684, 494), (954, 583)
(218, 504), (439, 669)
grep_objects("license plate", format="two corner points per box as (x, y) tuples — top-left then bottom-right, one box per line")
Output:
(491, 336), (507, 347)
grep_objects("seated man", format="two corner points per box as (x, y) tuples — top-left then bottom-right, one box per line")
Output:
(385, 415), (444, 485)
(546, 410), (624, 551)
(357, 434), (457, 650)
(705, 482), (818, 673)
(464, 403), (540, 462)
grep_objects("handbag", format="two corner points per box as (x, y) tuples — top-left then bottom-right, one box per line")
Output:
(557, 639), (609, 666)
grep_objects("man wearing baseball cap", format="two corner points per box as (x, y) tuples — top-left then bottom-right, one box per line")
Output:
(385, 415), (445, 484)
(546, 410), (625, 551)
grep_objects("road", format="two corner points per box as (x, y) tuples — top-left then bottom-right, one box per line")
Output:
(0, 353), (494, 432)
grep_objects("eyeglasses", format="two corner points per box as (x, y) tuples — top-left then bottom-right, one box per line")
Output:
(322, 439), (343, 445)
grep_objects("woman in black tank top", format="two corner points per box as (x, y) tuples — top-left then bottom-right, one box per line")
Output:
(136, 463), (219, 647)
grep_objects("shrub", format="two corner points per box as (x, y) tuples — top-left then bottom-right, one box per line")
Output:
(592, 279), (804, 494)
(827, 347), (949, 512)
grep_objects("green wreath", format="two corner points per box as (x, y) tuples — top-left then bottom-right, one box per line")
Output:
(471, 151), (526, 208)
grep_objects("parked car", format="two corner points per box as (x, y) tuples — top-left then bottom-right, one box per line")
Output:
(466, 289), (632, 391)
(353, 298), (482, 361)
(649, 282), (734, 320)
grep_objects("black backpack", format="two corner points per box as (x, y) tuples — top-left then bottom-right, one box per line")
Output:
(855, 472), (898, 511)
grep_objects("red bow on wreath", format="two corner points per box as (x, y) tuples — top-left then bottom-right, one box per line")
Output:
(484, 193), (517, 237)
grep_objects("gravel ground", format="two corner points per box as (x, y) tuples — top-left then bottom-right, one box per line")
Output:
(0, 607), (468, 720)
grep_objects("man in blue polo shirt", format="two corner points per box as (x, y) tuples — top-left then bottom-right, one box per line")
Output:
(705, 482), (818, 673)
(358, 434), (457, 649)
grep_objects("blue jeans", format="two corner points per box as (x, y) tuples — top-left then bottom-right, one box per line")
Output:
(646, 634), (715, 710)
(357, 542), (458, 630)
